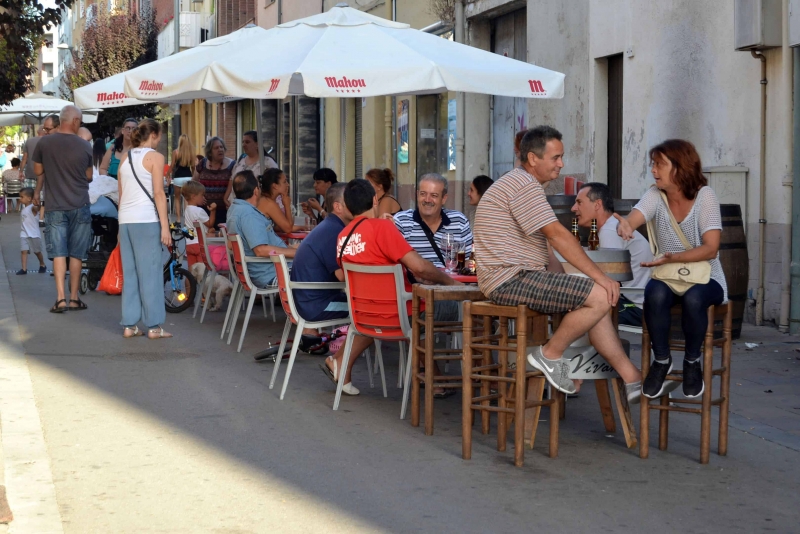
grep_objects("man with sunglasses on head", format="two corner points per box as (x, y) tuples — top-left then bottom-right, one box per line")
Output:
(21, 116), (59, 225)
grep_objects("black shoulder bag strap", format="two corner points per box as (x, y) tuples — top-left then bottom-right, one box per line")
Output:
(337, 217), (368, 267)
(127, 150), (159, 219)
(418, 216), (446, 266)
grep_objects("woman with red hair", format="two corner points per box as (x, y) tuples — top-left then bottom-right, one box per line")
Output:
(616, 139), (726, 400)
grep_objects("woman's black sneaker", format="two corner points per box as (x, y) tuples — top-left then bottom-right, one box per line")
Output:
(683, 359), (705, 398)
(642, 359), (672, 398)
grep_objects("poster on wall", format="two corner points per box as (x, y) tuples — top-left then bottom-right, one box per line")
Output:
(447, 99), (456, 170)
(397, 99), (409, 164)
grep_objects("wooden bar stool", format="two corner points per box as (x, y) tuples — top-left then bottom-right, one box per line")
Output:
(410, 284), (486, 436)
(640, 301), (733, 464)
(462, 301), (560, 467)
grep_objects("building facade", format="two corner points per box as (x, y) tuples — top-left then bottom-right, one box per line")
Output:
(63, 0), (789, 330)
(459, 0), (795, 330)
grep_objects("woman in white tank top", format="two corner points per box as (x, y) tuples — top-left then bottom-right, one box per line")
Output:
(117, 119), (173, 339)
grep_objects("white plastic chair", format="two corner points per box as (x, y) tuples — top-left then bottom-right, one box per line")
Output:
(337, 262), (413, 418)
(219, 228), (272, 341)
(192, 222), (227, 322)
(225, 233), (280, 352)
(266, 254), (374, 400)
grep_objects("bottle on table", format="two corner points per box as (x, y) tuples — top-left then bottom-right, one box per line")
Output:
(588, 219), (600, 251)
(456, 248), (466, 271)
(571, 218), (581, 243)
(464, 252), (477, 275)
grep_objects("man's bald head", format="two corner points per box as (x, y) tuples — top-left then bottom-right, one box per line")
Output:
(59, 105), (82, 133)
(78, 127), (92, 142)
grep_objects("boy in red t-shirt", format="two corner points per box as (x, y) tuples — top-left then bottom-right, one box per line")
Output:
(322, 179), (457, 394)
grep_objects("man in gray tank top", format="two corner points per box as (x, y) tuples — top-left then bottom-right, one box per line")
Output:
(32, 105), (94, 313)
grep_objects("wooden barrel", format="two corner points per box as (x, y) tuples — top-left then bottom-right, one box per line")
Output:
(718, 204), (748, 339)
(554, 249), (633, 283)
(668, 204), (748, 341)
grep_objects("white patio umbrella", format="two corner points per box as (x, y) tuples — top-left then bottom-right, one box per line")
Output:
(124, 5), (564, 101)
(0, 112), (95, 126)
(74, 72), (243, 109)
(74, 72), (208, 109)
(0, 93), (99, 124)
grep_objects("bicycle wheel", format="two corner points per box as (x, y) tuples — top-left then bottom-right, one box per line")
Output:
(164, 266), (197, 313)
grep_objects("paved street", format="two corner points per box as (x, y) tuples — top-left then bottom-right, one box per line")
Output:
(0, 215), (799, 533)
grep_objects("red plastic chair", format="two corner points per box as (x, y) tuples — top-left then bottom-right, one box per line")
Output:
(267, 254), (360, 399)
(337, 262), (413, 417)
(225, 233), (279, 352)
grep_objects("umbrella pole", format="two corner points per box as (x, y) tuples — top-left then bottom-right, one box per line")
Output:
(256, 98), (265, 175)
(340, 99), (346, 180)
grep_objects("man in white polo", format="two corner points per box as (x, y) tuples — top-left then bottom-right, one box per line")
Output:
(571, 182), (652, 327)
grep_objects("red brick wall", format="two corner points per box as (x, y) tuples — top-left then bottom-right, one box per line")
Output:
(151, 0), (175, 27)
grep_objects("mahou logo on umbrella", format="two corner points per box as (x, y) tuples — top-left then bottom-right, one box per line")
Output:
(324, 76), (366, 93)
(139, 80), (164, 95)
(267, 79), (280, 94)
(528, 80), (546, 95)
(97, 92), (126, 105)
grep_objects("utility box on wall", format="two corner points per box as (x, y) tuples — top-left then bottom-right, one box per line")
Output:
(703, 166), (750, 229)
(735, 0), (782, 50)
(791, 0), (800, 47)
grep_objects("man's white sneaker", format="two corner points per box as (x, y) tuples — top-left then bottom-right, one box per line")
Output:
(526, 345), (576, 395)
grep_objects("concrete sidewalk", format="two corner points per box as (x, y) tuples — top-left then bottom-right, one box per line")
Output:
(0, 214), (798, 533)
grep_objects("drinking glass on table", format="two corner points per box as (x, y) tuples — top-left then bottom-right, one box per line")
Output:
(440, 233), (457, 272)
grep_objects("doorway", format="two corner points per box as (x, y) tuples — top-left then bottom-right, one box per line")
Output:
(607, 53), (623, 198)
(491, 8), (527, 180)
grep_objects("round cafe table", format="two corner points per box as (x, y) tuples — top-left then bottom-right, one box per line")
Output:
(443, 270), (477, 284)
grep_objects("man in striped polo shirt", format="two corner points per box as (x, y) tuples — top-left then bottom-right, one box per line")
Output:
(393, 173), (471, 398)
(393, 173), (473, 269)
(473, 126), (643, 402)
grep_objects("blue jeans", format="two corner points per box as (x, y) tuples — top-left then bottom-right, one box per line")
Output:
(119, 223), (165, 329)
(644, 279), (724, 362)
(44, 204), (92, 260)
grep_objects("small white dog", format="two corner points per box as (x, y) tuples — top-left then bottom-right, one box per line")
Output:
(190, 263), (233, 311)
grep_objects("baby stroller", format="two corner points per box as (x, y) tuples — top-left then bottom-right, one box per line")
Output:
(80, 214), (119, 294)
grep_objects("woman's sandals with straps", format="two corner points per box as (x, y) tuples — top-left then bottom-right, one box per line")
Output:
(147, 327), (173, 340)
(123, 326), (144, 338)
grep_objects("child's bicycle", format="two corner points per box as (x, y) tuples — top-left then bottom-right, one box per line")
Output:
(164, 222), (197, 313)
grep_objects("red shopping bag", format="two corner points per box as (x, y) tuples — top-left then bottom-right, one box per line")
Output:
(98, 245), (124, 295)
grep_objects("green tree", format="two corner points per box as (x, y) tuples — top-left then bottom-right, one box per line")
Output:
(0, 0), (71, 105)
(62, 2), (159, 138)
(1, 125), (24, 144)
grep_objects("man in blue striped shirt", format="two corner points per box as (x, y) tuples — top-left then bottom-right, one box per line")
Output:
(392, 173), (473, 269)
